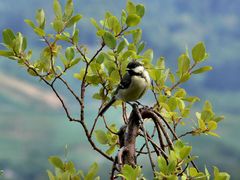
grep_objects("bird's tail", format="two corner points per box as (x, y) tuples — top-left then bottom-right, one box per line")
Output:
(99, 97), (116, 116)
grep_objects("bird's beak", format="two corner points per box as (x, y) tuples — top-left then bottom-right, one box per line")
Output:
(126, 68), (130, 71)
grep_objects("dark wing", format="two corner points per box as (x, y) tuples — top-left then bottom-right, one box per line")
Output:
(114, 73), (131, 94)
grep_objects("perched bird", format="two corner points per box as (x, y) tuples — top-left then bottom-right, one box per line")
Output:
(99, 61), (151, 116)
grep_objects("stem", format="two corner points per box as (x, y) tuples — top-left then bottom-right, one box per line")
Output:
(135, 107), (155, 173)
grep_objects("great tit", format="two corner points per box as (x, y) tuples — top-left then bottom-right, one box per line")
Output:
(99, 61), (151, 116)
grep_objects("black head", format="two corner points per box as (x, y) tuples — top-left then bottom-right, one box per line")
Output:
(127, 61), (142, 70)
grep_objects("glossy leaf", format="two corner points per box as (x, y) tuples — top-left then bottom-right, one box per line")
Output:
(103, 31), (116, 49)
(117, 40), (126, 53)
(46, 170), (55, 180)
(132, 29), (142, 44)
(48, 156), (64, 170)
(35, 9), (45, 29)
(53, 0), (62, 19)
(177, 53), (190, 77)
(96, 53), (105, 64)
(192, 66), (212, 74)
(126, 1), (136, 14)
(64, 0), (73, 20)
(94, 130), (108, 144)
(180, 146), (192, 159)
(179, 73), (191, 83)
(208, 121), (217, 131)
(118, 165), (143, 180)
(2, 29), (15, 46)
(0, 50), (14, 57)
(126, 14), (140, 27)
(157, 156), (168, 174)
(213, 166), (230, 180)
(192, 42), (206, 62)
(65, 47), (75, 60)
(66, 14), (82, 28)
(85, 162), (99, 180)
(136, 4), (145, 17)
(137, 41), (145, 54)
(106, 145), (116, 155)
(24, 19), (35, 29)
(107, 16), (121, 35)
(70, 57), (81, 67)
(34, 27), (45, 36)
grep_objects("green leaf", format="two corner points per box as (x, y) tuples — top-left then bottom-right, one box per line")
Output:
(70, 57), (81, 67)
(85, 162), (99, 180)
(24, 19), (35, 29)
(72, 28), (79, 45)
(126, 14), (140, 27)
(213, 166), (230, 180)
(103, 31), (116, 49)
(96, 53), (105, 64)
(2, 29), (15, 46)
(52, 19), (64, 33)
(198, 119), (206, 130)
(106, 145), (116, 155)
(137, 42), (145, 54)
(168, 97), (178, 111)
(13, 32), (23, 53)
(0, 50), (14, 57)
(208, 121), (217, 131)
(107, 16), (121, 35)
(53, 0), (62, 20)
(94, 130), (109, 144)
(74, 69), (85, 80)
(64, 0), (73, 20)
(27, 68), (38, 76)
(121, 10), (127, 25)
(90, 18), (100, 30)
(174, 88), (186, 98)
(66, 14), (83, 28)
(118, 165), (143, 180)
(132, 29), (142, 44)
(22, 37), (27, 51)
(48, 156), (64, 170)
(34, 27), (45, 36)
(35, 9), (45, 29)
(213, 116), (224, 122)
(207, 131), (220, 137)
(180, 146), (192, 159)
(179, 73), (191, 83)
(157, 156), (168, 174)
(117, 40), (126, 53)
(136, 4), (145, 17)
(143, 48), (153, 63)
(189, 167), (198, 176)
(192, 42), (206, 62)
(65, 161), (76, 173)
(177, 53), (190, 77)
(192, 66), (212, 74)
(65, 47), (75, 61)
(126, 1), (136, 14)
(46, 170), (55, 180)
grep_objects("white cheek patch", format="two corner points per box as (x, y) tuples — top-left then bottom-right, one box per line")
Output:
(133, 66), (144, 73)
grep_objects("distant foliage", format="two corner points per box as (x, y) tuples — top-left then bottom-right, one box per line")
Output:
(0, 0), (230, 179)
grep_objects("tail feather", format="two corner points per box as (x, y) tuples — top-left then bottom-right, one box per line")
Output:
(99, 97), (116, 116)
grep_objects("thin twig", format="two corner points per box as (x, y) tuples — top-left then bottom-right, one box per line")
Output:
(153, 110), (199, 171)
(135, 107), (155, 173)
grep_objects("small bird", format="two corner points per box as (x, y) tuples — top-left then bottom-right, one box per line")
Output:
(99, 61), (151, 116)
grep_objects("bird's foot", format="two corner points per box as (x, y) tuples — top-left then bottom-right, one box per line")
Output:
(134, 101), (149, 109)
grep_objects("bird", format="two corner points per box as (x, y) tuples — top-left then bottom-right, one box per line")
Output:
(99, 61), (151, 116)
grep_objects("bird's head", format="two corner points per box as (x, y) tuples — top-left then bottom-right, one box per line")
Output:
(126, 61), (144, 75)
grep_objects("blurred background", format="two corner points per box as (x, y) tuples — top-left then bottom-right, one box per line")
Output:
(0, 0), (240, 179)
